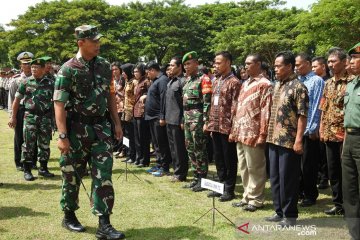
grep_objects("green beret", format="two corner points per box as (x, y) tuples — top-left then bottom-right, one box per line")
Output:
(182, 51), (198, 63)
(349, 42), (360, 55)
(30, 58), (46, 67)
(75, 25), (103, 40)
(41, 56), (52, 62)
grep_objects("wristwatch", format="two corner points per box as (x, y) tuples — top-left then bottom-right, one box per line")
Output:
(59, 133), (68, 139)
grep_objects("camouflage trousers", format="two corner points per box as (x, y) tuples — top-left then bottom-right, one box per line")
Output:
(60, 120), (115, 216)
(184, 121), (208, 176)
(21, 113), (51, 164)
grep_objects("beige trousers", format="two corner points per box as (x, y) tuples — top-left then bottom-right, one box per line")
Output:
(237, 142), (266, 207)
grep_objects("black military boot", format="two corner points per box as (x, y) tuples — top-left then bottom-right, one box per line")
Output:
(96, 215), (125, 240)
(38, 161), (55, 178)
(192, 177), (206, 192)
(62, 211), (85, 232)
(23, 163), (35, 181)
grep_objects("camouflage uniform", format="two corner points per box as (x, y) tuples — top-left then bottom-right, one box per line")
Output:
(183, 73), (212, 178)
(54, 52), (115, 216)
(15, 75), (54, 165)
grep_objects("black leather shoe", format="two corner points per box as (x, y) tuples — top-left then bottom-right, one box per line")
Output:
(278, 218), (296, 227)
(299, 199), (316, 207)
(243, 204), (262, 212)
(183, 179), (198, 189)
(218, 192), (235, 202)
(232, 201), (247, 208)
(324, 206), (344, 215)
(38, 168), (55, 178)
(207, 191), (222, 198)
(24, 171), (35, 181)
(265, 213), (283, 222)
(192, 181), (206, 192)
(62, 212), (85, 232)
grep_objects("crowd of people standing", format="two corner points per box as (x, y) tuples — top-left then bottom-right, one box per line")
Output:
(1, 23), (360, 240)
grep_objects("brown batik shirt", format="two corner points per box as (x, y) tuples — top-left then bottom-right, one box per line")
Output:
(319, 74), (354, 142)
(206, 73), (241, 135)
(266, 74), (309, 149)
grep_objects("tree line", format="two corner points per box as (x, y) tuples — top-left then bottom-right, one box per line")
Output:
(0, 0), (359, 68)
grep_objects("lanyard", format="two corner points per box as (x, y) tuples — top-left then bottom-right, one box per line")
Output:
(214, 73), (233, 95)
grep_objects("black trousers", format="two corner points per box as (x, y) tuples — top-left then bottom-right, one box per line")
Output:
(325, 141), (343, 207)
(123, 120), (135, 161)
(318, 141), (329, 184)
(14, 106), (25, 167)
(342, 134), (360, 240)
(0, 88), (4, 108)
(4, 90), (8, 109)
(167, 124), (188, 180)
(299, 136), (319, 201)
(134, 117), (150, 165)
(269, 143), (301, 219)
(212, 132), (237, 194)
(149, 119), (171, 171)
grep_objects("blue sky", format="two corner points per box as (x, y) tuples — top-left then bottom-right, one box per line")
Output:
(0, 0), (317, 29)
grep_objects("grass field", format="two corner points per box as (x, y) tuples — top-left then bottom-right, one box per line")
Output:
(0, 109), (351, 240)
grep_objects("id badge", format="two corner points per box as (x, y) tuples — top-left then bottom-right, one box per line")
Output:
(214, 95), (219, 106)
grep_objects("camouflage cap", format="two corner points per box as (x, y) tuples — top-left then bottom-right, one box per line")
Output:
(348, 42), (360, 55)
(75, 25), (103, 40)
(17, 51), (34, 63)
(30, 58), (46, 67)
(182, 51), (198, 63)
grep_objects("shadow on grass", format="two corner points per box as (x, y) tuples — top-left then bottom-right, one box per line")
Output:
(1, 182), (59, 190)
(0, 228), (8, 233)
(0, 206), (49, 220)
(125, 225), (218, 240)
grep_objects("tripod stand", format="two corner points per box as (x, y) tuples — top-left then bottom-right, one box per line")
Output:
(117, 160), (142, 182)
(194, 193), (236, 231)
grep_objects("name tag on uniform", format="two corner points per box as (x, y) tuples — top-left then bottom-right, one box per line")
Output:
(214, 95), (219, 106)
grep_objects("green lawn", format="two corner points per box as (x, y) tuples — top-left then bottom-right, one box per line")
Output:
(0, 110), (351, 240)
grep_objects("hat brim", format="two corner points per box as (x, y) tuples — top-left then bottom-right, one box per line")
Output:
(20, 59), (32, 64)
(92, 33), (103, 41)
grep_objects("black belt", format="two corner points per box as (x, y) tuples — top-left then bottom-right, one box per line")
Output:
(26, 109), (51, 116)
(184, 103), (203, 111)
(346, 128), (360, 135)
(71, 112), (107, 125)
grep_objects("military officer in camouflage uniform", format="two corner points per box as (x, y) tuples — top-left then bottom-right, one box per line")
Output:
(8, 58), (55, 181)
(54, 25), (124, 240)
(8, 52), (34, 171)
(182, 51), (212, 192)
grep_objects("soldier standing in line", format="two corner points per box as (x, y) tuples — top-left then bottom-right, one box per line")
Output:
(182, 51), (212, 192)
(8, 58), (55, 181)
(53, 25), (124, 240)
(8, 52), (34, 171)
(342, 42), (360, 240)
(0, 70), (5, 109)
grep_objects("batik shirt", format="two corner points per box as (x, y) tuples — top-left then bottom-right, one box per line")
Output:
(231, 75), (272, 147)
(319, 74), (354, 142)
(266, 74), (309, 149)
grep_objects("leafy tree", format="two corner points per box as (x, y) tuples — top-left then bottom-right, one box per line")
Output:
(295, 0), (360, 56)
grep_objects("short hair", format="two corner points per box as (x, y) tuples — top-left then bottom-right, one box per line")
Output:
(327, 47), (347, 61)
(275, 51), (295, 70)
(247, 53), (263, 63)
(311, 56), (327, 64)
(134, 63), (146, 76)
(215, 51), (233, 64)
(297, 53), (312, 63)
(171, 56), (182, 66)
(161, 63), (170, 76)
(145, 60), (160, 71)
(111, 61), (122, 73)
